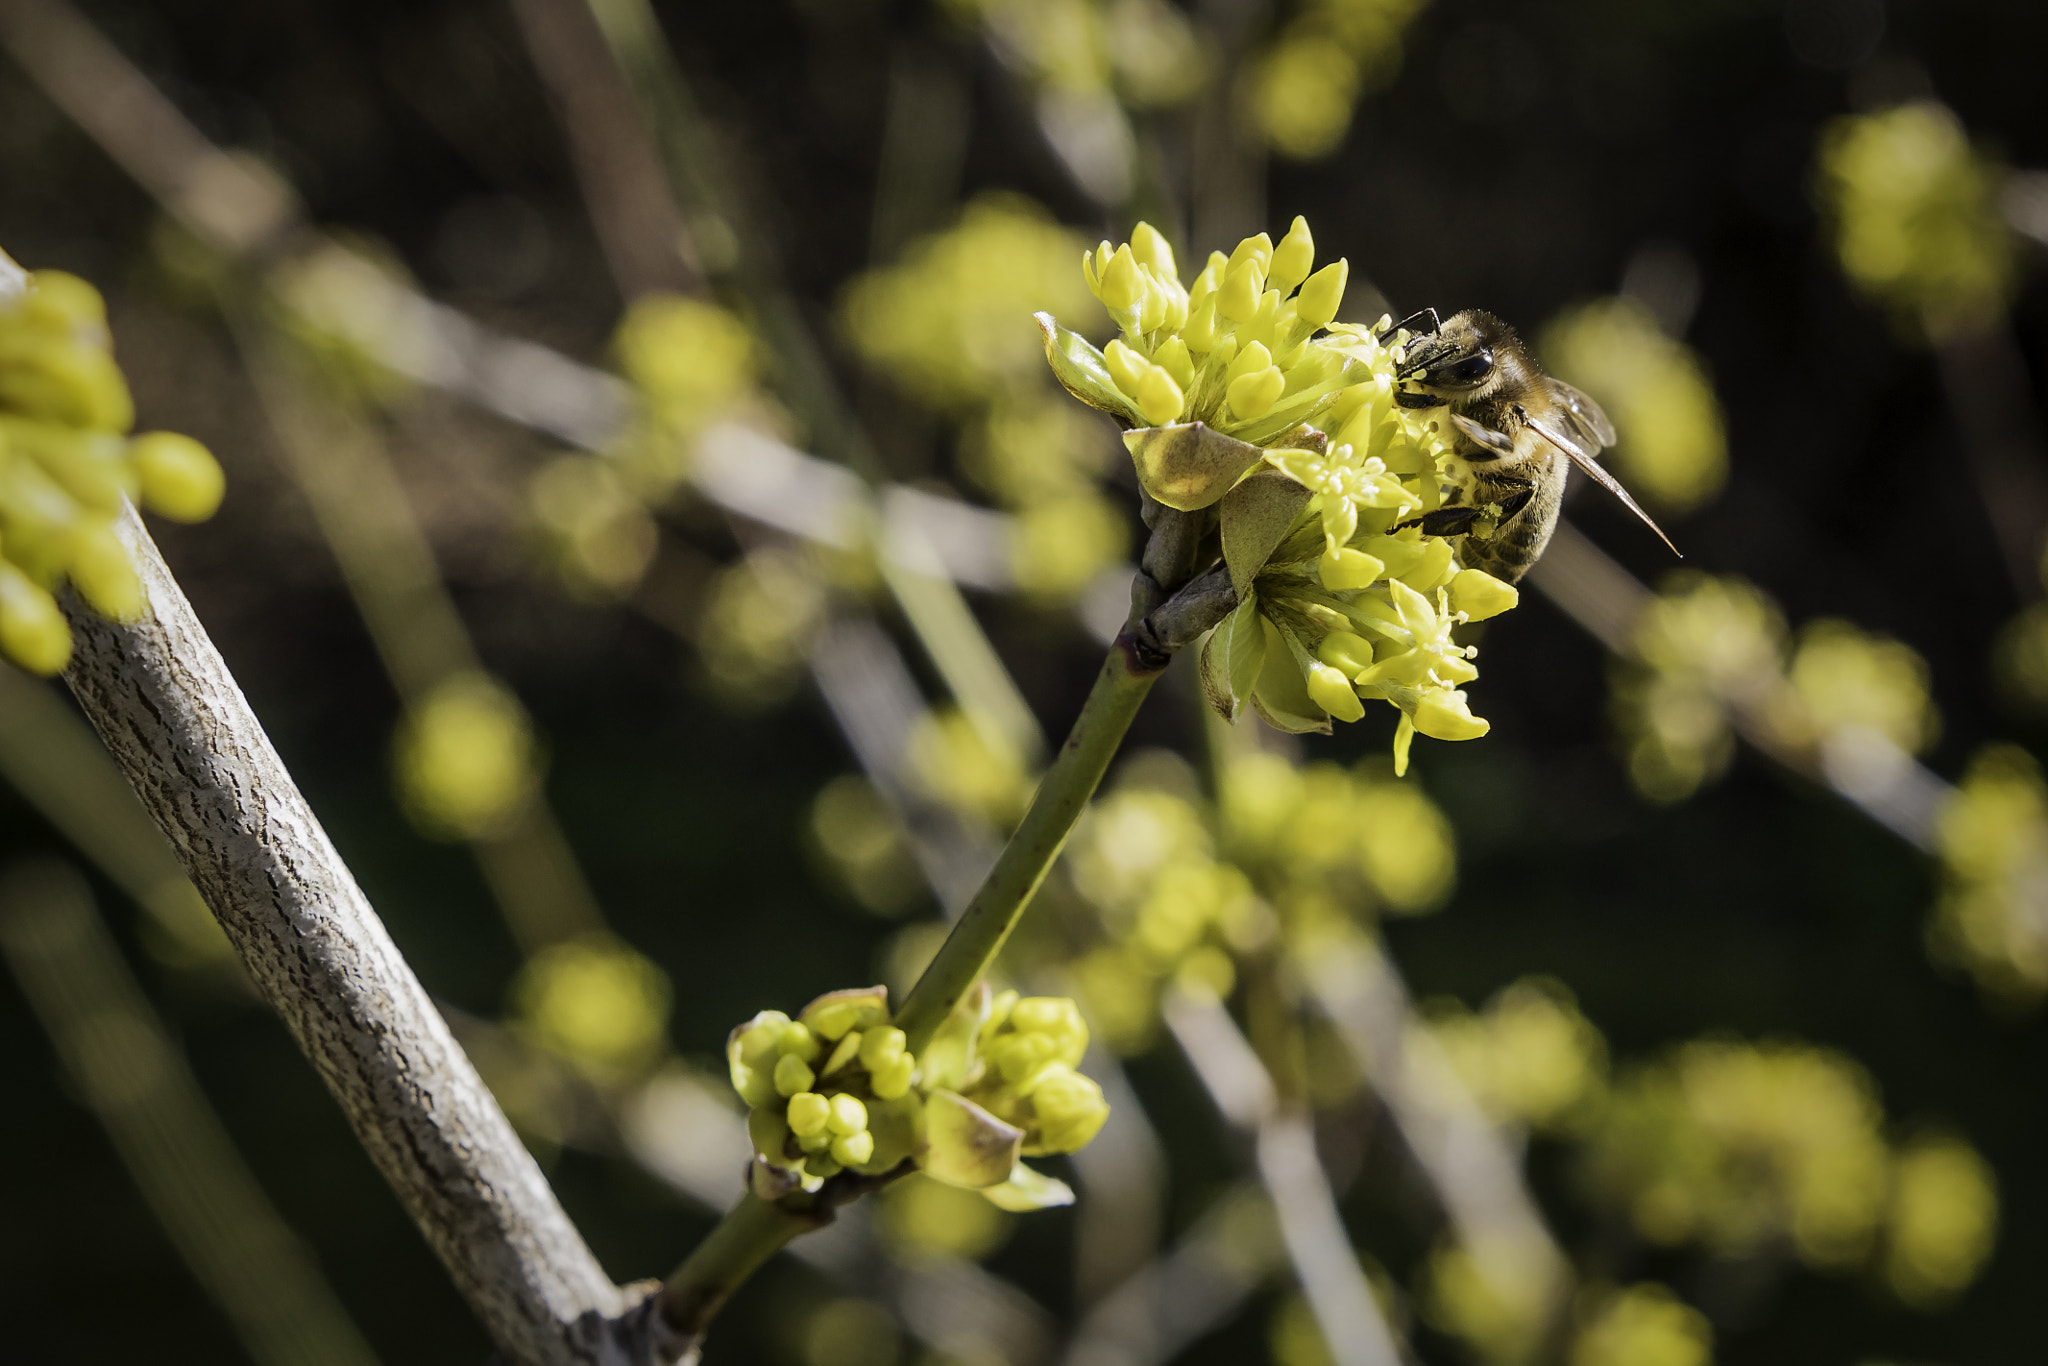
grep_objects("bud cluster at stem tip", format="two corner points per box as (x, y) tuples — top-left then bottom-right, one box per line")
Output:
(1039, 216), (1526, 771)
(728, 983), (1108, 1211)
(0, 251), (226, 674)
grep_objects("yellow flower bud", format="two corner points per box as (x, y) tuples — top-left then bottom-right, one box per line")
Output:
(774, 1053), (816, 1097)
(1100, 244), (1146, 312)
(1306, 662), (1366, 722)
(1268, 216), (1315, 295)
(1103, 338), (1150, 398)
(1152, 335), (1195, 389)
(1296, 259), (1350, 326)
(1183, 292), (1221, 351)
(0, 561), (70, 675)
(1397, 537), (1455, 591)
(1225, 340), (1274, 383)
(1225, 233), (1273, 276)
(787, 1091), (832, 1138)
(130, 432), (225, 522)
(1027, 1066), (1110, 1154)
(781, 1021), (822, 1062)
(1449, 567), (1520, 622)
(1135, 366), (1185, 425)
(1413, 688), (1491, 741)
(1319, 546), (1385, 591)
(1130, 222), (1177, 280)
(1137, 278), (1169, 332)
(1318, 630), (1376, 677)
(1219, 256), (1265, 322)
(69, 517), (143, 621)
(830, 1130), (875, 1167)
(871, 1054), (916, 1099)
(1187, 251), (1227, 309)
(1227, 366), (1285, 422)
(805, 1153), (842, 1179)
(859, 1026), (907, 1073)
(828, 1092), (869, 1136)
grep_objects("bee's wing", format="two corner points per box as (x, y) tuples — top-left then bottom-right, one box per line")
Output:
(1546, 379), (1618, 452)
(1526, 414), (1681, 558)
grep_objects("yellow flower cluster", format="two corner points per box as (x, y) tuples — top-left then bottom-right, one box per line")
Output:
(391, 671), (543, 840)
(1567, 1283), (1713, 1366)
(1069, 777), (1266, 1050)
(732, 989), (921, 1197)
(1244, 0), (1434, 161)
(1583, 1037), (1997, 1303)
(1817, 101), (2016, 342)
(1612, 573), (1937, 803)
(1067, 750), (1457, 1052)
(1046, 217), (1523, 768)
(937, 0), (1209, 112)
(0, 256), (225, 673)
(966, 992), (1109, 1155)
(1540, 297), (1727, 516)
(1425, 977), (1608, 1134)
(510, 933), (673, 1075)
(1932, 744), (2048, 1001)
(729, 984), (1106, 1209)
(841, 195), (1129, 604)
(532, 294), (757, 600)
(692, 545), (829, 707)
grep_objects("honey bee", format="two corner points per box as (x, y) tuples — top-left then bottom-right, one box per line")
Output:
(1383, 308), (1678, 583)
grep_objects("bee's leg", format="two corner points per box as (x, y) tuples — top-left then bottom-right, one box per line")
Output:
(1396, 389), (1443, 410)
(1491, 485), (1535, 523)
(1401, 506), (1489, 538)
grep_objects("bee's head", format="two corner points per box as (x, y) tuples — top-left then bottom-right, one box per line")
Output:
(1395, 309), (1519, 396)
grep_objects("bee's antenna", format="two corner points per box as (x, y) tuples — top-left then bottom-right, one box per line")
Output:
(1377, 307), (1441, 342)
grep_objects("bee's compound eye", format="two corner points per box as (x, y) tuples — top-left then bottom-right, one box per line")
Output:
(1440, 348), (1494, 385)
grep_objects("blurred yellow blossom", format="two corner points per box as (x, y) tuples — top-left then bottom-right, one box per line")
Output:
(810, 775), (924, 917)
(1427, 978), (1608, 1133)
(526, 454), (660, 600)
(1009, 489), (1129, 603)
(1817, 101), (2016, 342)
(1585, 1039), (1892, 1270)
(1420, 1238), (1554, 1364)
(908, 705), (1033, 828)
(512, 933), (672, 1074)
(1541, 297), (1727, 515)
(392, 671), (542, 840)
(613, 294), (756, 437)
(841, 194), (1095, 412)
(693, 547), (828, 707)
(1931, 744), (2048, 1001)
(1569, 1283), (1712, 1366)
(1882, 1134), (1998, 1307)
(1611, 573), (1787, 802)
(878, 1172), (1013, 1261)
(1244, 0), (1434, 161)
(1768, 618), (1939, 757)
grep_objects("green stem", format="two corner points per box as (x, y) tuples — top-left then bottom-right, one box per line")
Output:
(657, 1193), (815, 1348)
(893, 634), (1164, 1053)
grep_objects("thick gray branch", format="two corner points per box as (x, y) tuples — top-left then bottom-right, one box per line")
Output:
(59, 503), (645, 1365)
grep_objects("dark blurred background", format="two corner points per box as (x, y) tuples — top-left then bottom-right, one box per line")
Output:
(3, 0), (2046, 1362)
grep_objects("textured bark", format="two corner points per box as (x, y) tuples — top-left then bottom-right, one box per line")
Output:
(59, 502), (648, 1365)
